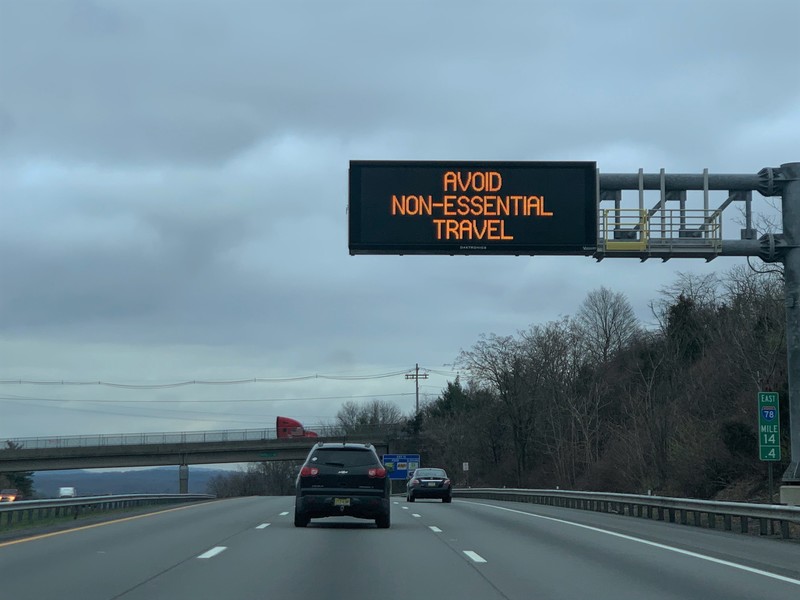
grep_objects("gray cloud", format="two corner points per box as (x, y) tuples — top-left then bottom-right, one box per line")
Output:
(0, 0), (798, 439)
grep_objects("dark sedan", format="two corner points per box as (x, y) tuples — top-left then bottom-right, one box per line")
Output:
(406, 468), (452, 502)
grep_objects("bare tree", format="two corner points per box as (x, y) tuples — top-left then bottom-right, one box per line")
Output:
(458, 333), (540, 485)
(336, 399), (404, 434)
(525, 319), (582, 486)
(420, 379), (510, 486)
(576, 287), (640, 363)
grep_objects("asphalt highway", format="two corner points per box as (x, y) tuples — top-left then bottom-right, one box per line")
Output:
(1, 496), (799, 599)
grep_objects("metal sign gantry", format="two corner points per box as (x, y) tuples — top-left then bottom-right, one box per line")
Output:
(597, 162), (800, 492)
(596, 167), (786, 261)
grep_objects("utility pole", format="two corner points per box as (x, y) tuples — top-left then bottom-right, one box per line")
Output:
(405, 363), (428, 415)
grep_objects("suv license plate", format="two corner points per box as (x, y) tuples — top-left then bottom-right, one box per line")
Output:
(334, 498), (351, 506)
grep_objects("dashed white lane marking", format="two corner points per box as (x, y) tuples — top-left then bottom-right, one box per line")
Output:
(402, 506), (409, 510)
(393, 501), (399, 505)
(464, 551), (487, 563)
(412, 513), (421, 518)
(470, 502), (800, 587)
(429, 526), (442, 533)
(197, 547), (227, 559)
(256, 523), (270, 529)
(279, 512), (289, 516)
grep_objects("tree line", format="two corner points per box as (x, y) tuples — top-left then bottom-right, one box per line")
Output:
(410, 266), (787, 500)
(208, 265), (789, 500)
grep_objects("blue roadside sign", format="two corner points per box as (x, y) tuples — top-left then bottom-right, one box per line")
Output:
(382, 454), (421, 480)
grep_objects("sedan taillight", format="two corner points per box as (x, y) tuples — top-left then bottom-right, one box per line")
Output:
(300, 466), (319, 477)
(368, 467), (387, 478)
(444, 479), (451, 485)
(410, 478), (420, 486)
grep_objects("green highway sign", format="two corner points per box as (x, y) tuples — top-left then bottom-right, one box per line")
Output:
(758, 392), (781, 461)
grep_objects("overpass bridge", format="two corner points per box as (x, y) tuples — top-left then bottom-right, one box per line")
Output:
(0, 427), (392, 493)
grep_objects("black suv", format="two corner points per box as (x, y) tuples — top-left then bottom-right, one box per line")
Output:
(294, 442), (391, 528)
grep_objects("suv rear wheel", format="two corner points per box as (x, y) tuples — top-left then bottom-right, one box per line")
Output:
(294, 507), (309, 527)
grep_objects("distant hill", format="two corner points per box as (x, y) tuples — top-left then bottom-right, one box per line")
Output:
(32, 467), (229, 498)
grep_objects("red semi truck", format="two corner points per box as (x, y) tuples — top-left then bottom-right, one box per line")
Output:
(276, 416), (318, 439)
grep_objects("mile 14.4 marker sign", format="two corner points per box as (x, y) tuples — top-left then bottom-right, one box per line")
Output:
(758, 392), (781, 461)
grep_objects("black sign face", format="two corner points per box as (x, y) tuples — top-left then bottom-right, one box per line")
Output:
(349, 161), (597, 255)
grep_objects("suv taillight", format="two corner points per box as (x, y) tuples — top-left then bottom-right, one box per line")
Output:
(368, 467), (387, 478)
(300, 466), (319, 477)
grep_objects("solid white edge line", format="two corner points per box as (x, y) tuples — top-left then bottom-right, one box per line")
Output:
(429, 526), (443, 533)
(256, 523), (270, 529)
(469, 501), (800, 587)
(197, 546), (227, 559)
(464, 550), (487, 563)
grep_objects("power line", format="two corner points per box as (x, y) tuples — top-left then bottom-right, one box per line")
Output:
(0, 392), (414, 404)
(0, 369), (417, 389)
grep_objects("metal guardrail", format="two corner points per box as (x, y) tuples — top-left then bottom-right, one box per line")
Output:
(453, 488), (800, 539)
(0, 494), (215, 530)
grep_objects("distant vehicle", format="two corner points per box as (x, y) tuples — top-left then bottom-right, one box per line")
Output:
(407, 468), (452, 503)
(58, 487), (77, 498)
(0, 488), (21, 502)
(276, 416), (318, 439)
(294, 442), (390, 528)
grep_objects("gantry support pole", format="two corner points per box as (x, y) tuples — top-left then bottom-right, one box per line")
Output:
(780, 162), (800, 486)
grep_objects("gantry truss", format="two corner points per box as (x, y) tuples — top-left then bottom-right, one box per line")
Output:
(596, 167), (786, 261)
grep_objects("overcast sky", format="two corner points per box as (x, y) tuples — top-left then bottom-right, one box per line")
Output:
(1, 0), (798, 441)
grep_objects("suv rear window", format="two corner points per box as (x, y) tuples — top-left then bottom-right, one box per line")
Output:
(309, 448), (379, 468)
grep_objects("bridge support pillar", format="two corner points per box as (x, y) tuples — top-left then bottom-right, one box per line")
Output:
(179, 464), (189, 494)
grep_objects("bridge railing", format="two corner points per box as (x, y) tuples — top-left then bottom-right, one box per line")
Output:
(454, 488), (800, 539)
(1, 428), (281, 449)
(0, 424), (392, 450)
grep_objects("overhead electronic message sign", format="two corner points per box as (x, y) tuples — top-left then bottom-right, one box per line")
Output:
(349, 161), (597, 255)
